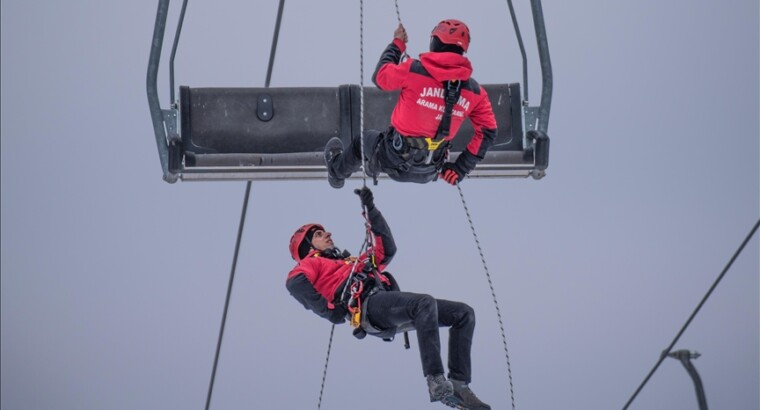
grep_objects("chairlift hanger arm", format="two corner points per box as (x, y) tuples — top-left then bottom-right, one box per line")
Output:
(530, 0), (553, 133)
(147, 0), (177, 183)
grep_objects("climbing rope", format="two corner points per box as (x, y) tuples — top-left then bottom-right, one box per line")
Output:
(317, 325), (336, 410)
(393, 0), (408, 61)
(358, 0), (408, 184)
(357, 0), (367, 186)
(456, 183), (516, 410)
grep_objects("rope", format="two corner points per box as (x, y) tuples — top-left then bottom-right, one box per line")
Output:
(358, 0), (367, 186)
(392, 1), (408, 62)
(622, 218), (760, 410)
(205, 1), (285, 408)
(317, 325), (336, 410)
(456, 183), (516, 410)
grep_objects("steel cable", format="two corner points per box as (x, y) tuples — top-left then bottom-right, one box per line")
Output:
(622, 218), (760, 409)
(205, 1), (286, 408)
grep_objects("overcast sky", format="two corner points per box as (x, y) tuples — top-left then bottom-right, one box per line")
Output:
(2, 1), (758, 409)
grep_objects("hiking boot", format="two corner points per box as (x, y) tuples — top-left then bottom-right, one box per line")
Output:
(440, 379), (491, 410)
(427, 374), (454, 403)
(324, 137), (345, 189)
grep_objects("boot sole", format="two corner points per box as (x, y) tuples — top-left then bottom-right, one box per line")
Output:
(324, 138), (345, 189)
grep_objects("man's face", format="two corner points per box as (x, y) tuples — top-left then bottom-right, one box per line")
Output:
(310, 229), (334, 251)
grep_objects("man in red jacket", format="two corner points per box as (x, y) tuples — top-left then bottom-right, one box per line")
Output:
(286, 187), (491, 409)
(325, 20), (497, 189)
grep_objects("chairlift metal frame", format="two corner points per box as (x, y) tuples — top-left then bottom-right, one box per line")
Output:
(147, 0), (552, 183)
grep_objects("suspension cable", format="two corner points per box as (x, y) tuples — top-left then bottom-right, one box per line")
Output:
(204, 1), (286, 408)
(622, 218), (760, 410)
(205, 182), (252, 410)
(505, 0), (528, 103)
(456, 183), (516, 410)
(168, 0), (189, 104)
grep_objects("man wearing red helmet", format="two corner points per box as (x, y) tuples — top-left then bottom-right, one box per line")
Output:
(286, 187), (491, 409)
(325, 20), (497, 189)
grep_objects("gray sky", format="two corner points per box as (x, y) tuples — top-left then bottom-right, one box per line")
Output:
(1, 1), (758, 409)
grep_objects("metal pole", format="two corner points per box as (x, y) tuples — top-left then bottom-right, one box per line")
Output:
(623, 219), (759, 409)
(529, 0), (553, 133)
(169, 0), (189, 104)
(505, 0), (528, 101)
(146, 0), (177, 183)
(668, 350), (708, 410)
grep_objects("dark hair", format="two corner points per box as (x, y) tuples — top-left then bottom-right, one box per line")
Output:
(429, 36), (464, 54)
(298, 226), (319, 259)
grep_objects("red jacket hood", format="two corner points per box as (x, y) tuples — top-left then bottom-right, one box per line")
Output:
(419, 52), (473, 82)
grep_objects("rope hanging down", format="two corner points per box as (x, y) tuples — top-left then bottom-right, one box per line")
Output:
(357, 0), (368, 186)
(622, 218), (760, 410)
(317, 325), (336, 410)
(457, 184), (517, 410)
(393, 0), (407, 61)
(317, 0), (379, 394)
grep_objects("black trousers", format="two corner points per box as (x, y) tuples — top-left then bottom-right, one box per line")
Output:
(330, 129), (442, 184)
(364, 291), (475, 383)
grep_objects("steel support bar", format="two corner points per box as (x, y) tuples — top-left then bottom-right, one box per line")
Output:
(530, 0), (553, 133)
(668, 350), (708, 410)
(147, 0), (178, 183)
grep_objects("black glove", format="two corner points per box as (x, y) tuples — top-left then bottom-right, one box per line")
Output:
(328, 305), (348, 324)
(354, 187), (375, 210)
(440, 162), (466, 185)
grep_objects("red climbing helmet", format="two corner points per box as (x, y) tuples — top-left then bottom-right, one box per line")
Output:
(289, 223), (324, 261)
(431, 19), (470, 52)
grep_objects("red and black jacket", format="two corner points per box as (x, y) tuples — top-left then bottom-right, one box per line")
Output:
(286, 207), (396, 323)
(372, 39), (498, 174)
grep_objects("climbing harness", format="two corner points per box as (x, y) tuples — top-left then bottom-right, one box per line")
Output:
(384, 78), (462, 178)
(436, 80), (463, 141)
